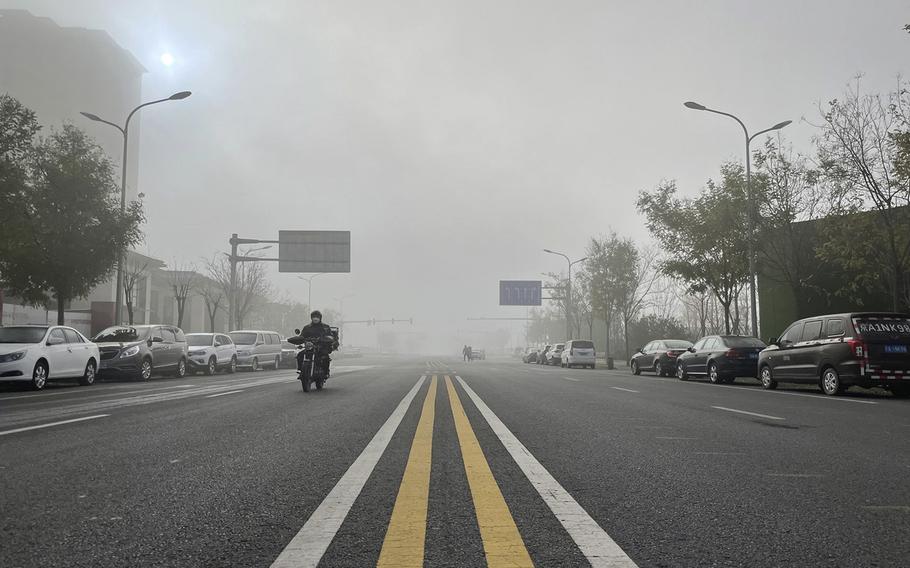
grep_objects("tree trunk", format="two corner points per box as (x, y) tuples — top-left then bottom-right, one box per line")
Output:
(622, 316), (630, 361)
(56, 295), (65, 325)
(604, 315), (611, 363)
(126, 300), (134, 325)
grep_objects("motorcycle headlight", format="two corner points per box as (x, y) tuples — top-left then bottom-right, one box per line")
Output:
(120, 345), (141, 358)
(0, 350), (26, 363)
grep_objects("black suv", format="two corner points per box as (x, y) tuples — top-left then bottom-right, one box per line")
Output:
(758, 312), (910, 397)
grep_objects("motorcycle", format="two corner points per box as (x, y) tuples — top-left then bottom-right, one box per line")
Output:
(289, 328), (339, 392)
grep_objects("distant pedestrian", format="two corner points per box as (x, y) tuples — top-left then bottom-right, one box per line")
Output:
(463, 345), (470, 361)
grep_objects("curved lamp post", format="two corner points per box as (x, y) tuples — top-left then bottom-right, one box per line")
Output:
(81, 90), (192, 325)
(683, 101), (791, 338)
(543, 249), (588, 341)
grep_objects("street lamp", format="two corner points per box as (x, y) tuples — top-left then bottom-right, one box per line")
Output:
(297, 273), (328, 311)
(543, 249), (588, 340)
(683, 101), (791, 338)
(81, 90), (192, 325)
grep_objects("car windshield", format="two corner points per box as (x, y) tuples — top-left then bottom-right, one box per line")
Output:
(93, 326), (150, 342)
(186, 334), (213, 346)
(0, 326), (48, 343)
(723, 337), (767, 348)
(665, 340), (693, 349)
(230, 332), (258, 345)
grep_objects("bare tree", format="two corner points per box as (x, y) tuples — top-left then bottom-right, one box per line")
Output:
(198, 279), (225, 333)
(122, 262), (147, 325)
(234, 260), (272, 329)
(168, 263), (198, 329)
(614, 244), (660, 360)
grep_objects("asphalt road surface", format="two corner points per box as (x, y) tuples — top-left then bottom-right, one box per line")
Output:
(2, 355), (908, 567)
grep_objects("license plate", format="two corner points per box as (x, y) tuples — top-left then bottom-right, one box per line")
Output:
(884, 345), (908, 354)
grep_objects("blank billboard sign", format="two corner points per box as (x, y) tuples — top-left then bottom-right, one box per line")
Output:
(499, 280), (542, 306)
(278, 230), (351, 273)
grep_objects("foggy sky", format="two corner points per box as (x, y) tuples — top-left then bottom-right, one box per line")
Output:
(3, 0), (908, 349)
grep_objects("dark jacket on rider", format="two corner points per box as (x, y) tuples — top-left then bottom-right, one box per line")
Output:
(299, 322), (338, 351)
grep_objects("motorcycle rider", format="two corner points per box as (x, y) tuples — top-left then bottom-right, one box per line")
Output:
(296, 310), (339, 375)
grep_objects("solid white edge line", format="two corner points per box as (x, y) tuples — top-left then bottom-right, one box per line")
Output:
(710, 406), (785, 421)
(456, 376), (638, 568)
(270, 375), (427, 568)
(0, 414), (110, 436)
(563, 376), (582, 382)
(205, 390), (245, 398)
(610, 387), (640, 393)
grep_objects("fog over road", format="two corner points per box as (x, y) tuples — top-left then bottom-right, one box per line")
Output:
(2, 357), (907, 567)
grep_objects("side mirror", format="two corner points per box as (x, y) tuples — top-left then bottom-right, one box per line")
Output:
(768, 337), (778, 346)
(688, 347), (696, 353)
(636, 347), (643, 354)
(294, 329), (301, 335)
(47, 336), (65, 346)
(152, 336), (164, 343)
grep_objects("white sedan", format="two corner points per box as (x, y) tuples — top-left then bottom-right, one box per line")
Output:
(0, 325), (100, 390)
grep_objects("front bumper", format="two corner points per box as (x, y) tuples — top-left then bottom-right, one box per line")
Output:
(0, 360), (29, 380)
(235, 352), (256, 367)
(98, 355), (143, 377)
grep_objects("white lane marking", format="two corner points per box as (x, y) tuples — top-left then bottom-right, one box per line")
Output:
(711, 406), (785, 421)
(610, 387), (639, 393)
(205, 390), (244, 398)
(456, 376), (638, 568)
(764, 473), (824, 478)
(655, 436), (697, 440)
(693, 452), (745, 455)
(271, 376), (427, 568)
(563, 377), (582, 382)
(684, 380), (878, 404)
(0, 414), (109, 436)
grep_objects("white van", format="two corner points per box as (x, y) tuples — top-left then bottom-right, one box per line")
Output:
(561, 339), (597, 369)
(228, 330), (283, 371)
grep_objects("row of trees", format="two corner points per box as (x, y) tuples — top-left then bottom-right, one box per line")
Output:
(533, 76), (910, 363)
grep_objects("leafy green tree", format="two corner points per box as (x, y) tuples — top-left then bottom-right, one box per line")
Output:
(637, 165), (749, 333)
(0, 95), (40, 270)
(0, 119), (144, 324)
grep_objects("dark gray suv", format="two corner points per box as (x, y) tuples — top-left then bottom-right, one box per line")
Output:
(93, 325), (189, 381)
(758, 312), (910, 396)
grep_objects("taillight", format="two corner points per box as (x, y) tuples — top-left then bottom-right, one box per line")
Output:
(665, 351), (677, 358)
(847, 338), (865, 358)
(725, 349), (741, 359)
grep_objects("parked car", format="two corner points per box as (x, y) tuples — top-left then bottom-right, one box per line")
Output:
(93, 325), (188, 381)
(185, 333), (237, 375)
(0, 325), (100, 390)
(561, 340), (596, 369)
(546, 343), (565, 365)
(630, 339), (694, 376)
(522, 347), (539, 364)
(470, 348), (486, 360)
(759, 312), (910, 397)
(537, 345), (552, 364)
(229, 330), (282, 371)
(675, 335), (766, 383)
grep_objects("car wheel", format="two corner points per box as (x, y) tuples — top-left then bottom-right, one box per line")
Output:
(140, 358), (153, 381)
(708, 362), (721, 384)
(227, 356), (237, 374)
(31, 361), (49, 390)
(78, 360), (97, 386)
(820, 367), (844, 396)
(174, 358), (187, 378)
(760, 366), (777, 390)
(251, 357), (260, 372)
(205, 357), (217, 376)
(677, 362), (688, 381)
(631, 361), (640, 376)
(653, 361), (662, 376)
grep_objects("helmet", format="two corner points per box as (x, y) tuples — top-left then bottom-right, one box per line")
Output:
(311, 310), (322, 319)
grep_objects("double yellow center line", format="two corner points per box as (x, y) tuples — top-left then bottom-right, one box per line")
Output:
(377, 376), (533, 568)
